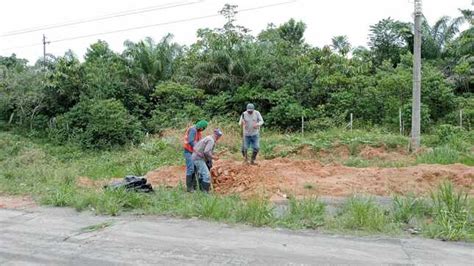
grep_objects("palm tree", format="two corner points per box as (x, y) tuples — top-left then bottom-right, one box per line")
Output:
(123, 34), (181, 93)
(422, 9), (472, 58)
(331, 35), (351, 56)
(431, 16), (463, 50)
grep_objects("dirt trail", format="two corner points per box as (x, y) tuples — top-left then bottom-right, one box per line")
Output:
(147, 159), (473, 199)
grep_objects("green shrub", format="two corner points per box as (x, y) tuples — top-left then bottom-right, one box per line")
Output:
(392, 195), (431, 223)
(146, 82), (206, 133)
(401, 103), (432, 133)
(435, 124), (464, 144)
(234, 197), (274, 227)
(266, 102), (305, 130)
(306, 117), (337, 132)
(431, 124), (473, 152)
(203, 92), (232, 116)
(441, 96), (474, 130)
(95, 188), (151, 216)
(279, 197), (325, 229)
(425, 182), (472, 241)
(343, 157), (370, 168)
(416, 146), (460, 164)
(336, 196), (389, 232)
(194, 194), (237, 221)
(55, 99), (143, 148)
(146, 103), (205, 133)
(40, 176), (77, 207)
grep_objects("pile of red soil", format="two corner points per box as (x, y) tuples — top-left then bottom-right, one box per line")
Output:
(147, 159), (473, 199)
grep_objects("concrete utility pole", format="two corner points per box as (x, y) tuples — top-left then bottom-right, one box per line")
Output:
(42, 34), (50, 69)
(411, 0), (422, 150)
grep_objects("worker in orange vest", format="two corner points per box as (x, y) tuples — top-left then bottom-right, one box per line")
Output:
(183, 120), (208, 192)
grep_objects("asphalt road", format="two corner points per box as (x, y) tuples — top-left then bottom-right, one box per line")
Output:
(1, 207), (473, 265)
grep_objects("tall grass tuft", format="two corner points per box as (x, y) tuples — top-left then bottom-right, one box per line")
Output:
(392, 194), (431, 224)
(40, 183), (76, 207)
(416, 146), (460, 165)
(93, 188), (152, 216)
(335, 196), (390, 232)
(234, 197), (274, 227)
(425, 182), (472, 241)
(279, 197), (326, 229)
(194, 193), (238, 221)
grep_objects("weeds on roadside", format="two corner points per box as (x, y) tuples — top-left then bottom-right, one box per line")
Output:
(332, 196), (393, 232)
(40, 182), (76, 207)
(3, 131), (474, 241)
(94, 188), (152, 216)
(278, 197), (325, 229)
(40, 176), (77, 207)
(424, 182), (472, 241)
(392, 194), (431, 224)
(29, 180), (474, 241)
(194, 194), (238, 221)
(234, 197), (274, 227)
(80, 221), (114, 233)
(127, 156), (156, 176)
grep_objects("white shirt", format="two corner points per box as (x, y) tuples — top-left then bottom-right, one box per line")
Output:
(239, 110), (264, 136)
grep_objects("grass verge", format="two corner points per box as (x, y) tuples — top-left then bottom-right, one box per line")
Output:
(34, 182), (474, 242)
(328, 196), (399, 234)
(1, 130), (473, 241)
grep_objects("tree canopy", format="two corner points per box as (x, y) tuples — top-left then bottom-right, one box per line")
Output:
(0, 6), (472, 148)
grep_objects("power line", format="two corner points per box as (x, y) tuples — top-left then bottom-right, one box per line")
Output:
(51, 1), (296, 44)
(2, 42), (42, 52)
(0, 0), (202, 37)
(52, 14), (218, 44)
(1, 1), (296, 52)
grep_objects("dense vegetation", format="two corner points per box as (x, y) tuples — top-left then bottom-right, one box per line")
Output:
(0, 5), (472, 149)
(1, 5), (472, 241)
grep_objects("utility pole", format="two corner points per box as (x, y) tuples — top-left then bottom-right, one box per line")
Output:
(411, 0), (422, 150)
(42, 34), (50, 69)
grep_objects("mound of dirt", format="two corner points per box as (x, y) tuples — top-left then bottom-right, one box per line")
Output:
(146, 159), (473, 199)
(315, 145), (351, 160)
(359, 145), (408, 161)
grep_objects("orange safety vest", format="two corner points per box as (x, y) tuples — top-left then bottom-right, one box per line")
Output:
(183, 126), (202, 153)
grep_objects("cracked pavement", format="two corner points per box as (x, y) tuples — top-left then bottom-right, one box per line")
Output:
(1, 207), (473, 265)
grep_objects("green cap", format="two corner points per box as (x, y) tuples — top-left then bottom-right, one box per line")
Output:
(195, 120), (208, 130)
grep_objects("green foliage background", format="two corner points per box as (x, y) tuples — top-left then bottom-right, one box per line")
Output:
(1, 6), (472, 147)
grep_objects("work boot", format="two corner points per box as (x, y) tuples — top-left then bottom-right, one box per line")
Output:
(197, 178), (203, 191)
(199, 179), (211, 193)
(242, 150), (249, 164)
(186, 175), (195, 192)
(250, 150), (259, 165)
(202, 182), (211, 193)
(191, 172), (197, 190)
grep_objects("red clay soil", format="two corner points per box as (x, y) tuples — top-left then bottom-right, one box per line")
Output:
(0, 195), (36, 209)
(147, 159), (473, 199)
(358, 145), (409, 161)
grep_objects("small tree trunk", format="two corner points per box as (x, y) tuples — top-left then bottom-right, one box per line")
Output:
(8, 112), (14, 124)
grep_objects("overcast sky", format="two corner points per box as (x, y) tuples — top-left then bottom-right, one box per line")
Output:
(0, 0), (472, 64)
